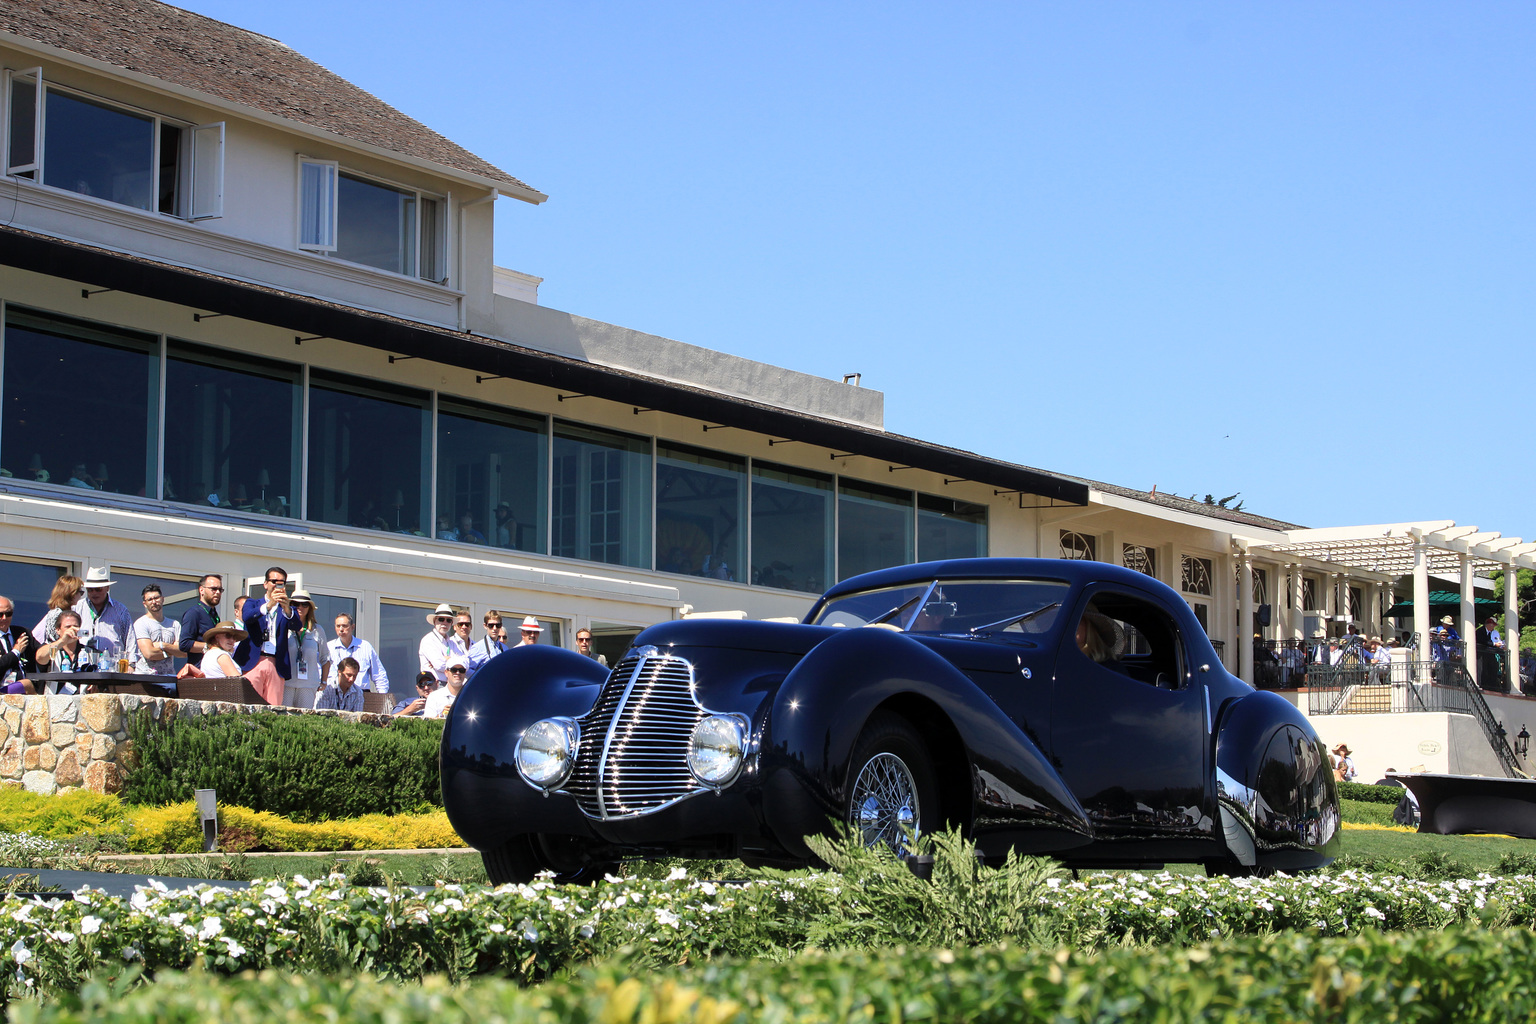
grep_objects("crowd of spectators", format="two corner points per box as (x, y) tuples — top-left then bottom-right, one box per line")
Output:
(0, 567), (611, 716)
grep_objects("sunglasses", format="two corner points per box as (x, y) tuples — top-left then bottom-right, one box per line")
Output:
(435, 616), (452, 622)
(266, 578), (287, 585)
(448, 667), (467, 674)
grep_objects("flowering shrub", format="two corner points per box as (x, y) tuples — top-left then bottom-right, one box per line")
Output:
(124, 802), (464, 853)
(1, 857), (1536, 1002)
(12, 925), (1536, 1022)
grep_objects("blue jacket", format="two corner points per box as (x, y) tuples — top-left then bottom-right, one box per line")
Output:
(241, 598), (296, 678)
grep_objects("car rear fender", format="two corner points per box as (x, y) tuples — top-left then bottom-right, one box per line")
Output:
(1213, 690), (1342, 867)
(762, 627), (1091, 853)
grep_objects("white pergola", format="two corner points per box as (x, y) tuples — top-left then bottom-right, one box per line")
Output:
(1236, 522), (1535, 690)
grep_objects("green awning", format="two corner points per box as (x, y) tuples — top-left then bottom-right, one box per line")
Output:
(1383, 591), (1504, 620)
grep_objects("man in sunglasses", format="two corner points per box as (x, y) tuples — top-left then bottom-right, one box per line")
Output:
(418, 602), (467, 686)
(239, 565), (294, 705)
(0, 595), (39, 694)
(425, 657), (469, 719)
(178, 574), (224, 667)
(466, 612), (506, 679)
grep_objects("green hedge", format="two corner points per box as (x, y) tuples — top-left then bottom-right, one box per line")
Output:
(17, 926), (1536, 1023)
(122, 711), (443, 819)
(1339, 780), (1406, 804)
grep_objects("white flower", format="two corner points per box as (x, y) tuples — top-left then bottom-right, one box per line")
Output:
(198, 917), (224, 939)
(10, 940), (30, 965)
(222, 937), (246, 958)
(1160, 907), (1179, 919)
(654, 909), (680, 928)
(666, 866), (688, 881)
(79, 916), (102, 935)
(488, 922), (506, 934)
(1363, 906), (1385, 920)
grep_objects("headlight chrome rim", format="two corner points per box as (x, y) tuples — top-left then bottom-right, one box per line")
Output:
(687, 713), (749, 789)
(515, 716), (581, 791)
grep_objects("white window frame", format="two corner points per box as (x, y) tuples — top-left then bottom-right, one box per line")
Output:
(188, 121), (225, 220)
(4, 71), (223, 221)
(296, 156), (339, 251)
(5, 67), (42, 177)
(297, 160), (449, 282)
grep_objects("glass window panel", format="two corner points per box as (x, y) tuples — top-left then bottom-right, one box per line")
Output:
(657, 442), (744, 581)
(0, 558), (64, 637)
(750, 461), (832, 594)
(336, 172), (416, 276)
(43, 90), (154, 211)
(436, 399), (546, 551)
(165, 341), (300, 516)
(1, 310), (157, 498)
(111, 569), (202, 664)
(311, 593), (357, 642)
(837, 480), (913, 582)
(420, 196), (443, 282)
(307, 371), (430, 535)
(157, 122), (181, 216)
(589, 621), (641, 666)
(298, 160), (337, 249)
(1182, 555), (1214, 597)
(1060, 531), (1097, 560)
(378, 600), (434, 705)
(551, 422), (651, 569)
(917, 494), (987, 561)
(7, 74), (37, 172)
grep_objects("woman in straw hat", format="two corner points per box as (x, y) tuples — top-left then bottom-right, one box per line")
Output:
(200, 621), (248, 681)
(1332, 743), (1356, 783)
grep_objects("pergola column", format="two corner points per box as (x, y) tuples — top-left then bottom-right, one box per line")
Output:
(1239, 554), (1254, 685)
(1461, 554), (1477, 686)
(1289, 564), (1304, 640)
(1325, 573), (1338, 633)
(1413, 538), (1431, 684)
(1507, 565), (1521, 693)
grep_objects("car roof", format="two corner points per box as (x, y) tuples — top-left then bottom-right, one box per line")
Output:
(819, 557), (1163, 601)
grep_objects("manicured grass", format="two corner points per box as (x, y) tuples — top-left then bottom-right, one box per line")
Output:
(1339, 825), (1536, 870)
(98, 850), (489, 885)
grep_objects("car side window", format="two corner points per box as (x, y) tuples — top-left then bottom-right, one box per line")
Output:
(1071, 591), (1185, 689)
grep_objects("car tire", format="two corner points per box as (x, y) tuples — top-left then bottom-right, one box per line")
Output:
(482, 836), (542, 885)
(845, 711), (939, 854)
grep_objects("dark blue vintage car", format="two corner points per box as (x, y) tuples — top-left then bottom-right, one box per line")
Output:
(441, 558), (1340, 883)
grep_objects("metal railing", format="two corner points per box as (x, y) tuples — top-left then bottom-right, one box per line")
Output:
(1304, 658), (1523, 778)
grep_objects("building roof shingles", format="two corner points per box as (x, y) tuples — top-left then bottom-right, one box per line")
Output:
(0, 0), (540, 197)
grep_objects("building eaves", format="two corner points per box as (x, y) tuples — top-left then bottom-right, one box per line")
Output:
(1079, 477), (1307, 533)
(0, 0), (543, 201)
(0, 225), (1088, 505)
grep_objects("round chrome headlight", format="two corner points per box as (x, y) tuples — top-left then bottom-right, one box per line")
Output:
(515, 717), (580, 790)
(688, 714), (748, 788)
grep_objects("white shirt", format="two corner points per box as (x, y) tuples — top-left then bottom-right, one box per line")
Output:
(200, 647), (239, 678)
(133, 614), (181, 675)
(72, 595), (135, 660)
(419, 629), (467, 685)
(424, 685), (460, 719)
(287, 622), (328, 682)
(325, 635), (389, 692)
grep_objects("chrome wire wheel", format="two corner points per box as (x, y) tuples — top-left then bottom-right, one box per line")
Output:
(850, 751), (921, 853)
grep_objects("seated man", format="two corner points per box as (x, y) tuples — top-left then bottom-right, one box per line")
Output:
(34, 610), (95, 692)
(425, 658), (468, 718)
(393, 671), (436, 716)
(0, 595), (39, 694)
(314, 657), (366, 712)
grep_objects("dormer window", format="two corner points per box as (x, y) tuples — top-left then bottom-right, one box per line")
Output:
(5, 69), (223, 219)
(297, 158), (446, 283)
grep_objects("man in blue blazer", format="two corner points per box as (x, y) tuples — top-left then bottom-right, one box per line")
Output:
(240, 565), (294, 705)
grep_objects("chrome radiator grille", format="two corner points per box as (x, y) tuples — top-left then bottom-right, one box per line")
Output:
(565, 651), (706, 819)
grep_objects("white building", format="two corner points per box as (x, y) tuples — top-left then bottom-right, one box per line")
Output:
(1, 0), (1531, 779)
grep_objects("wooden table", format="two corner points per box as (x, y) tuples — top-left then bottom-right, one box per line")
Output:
(27, 672), (178, 697)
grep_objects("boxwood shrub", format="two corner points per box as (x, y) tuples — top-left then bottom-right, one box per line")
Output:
(1339, 780), (1406, 804)
(122, 711), (443, 819)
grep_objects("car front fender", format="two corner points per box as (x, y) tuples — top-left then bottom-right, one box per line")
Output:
(758, 626), (1092, 860)
(440, 645), (610, 851)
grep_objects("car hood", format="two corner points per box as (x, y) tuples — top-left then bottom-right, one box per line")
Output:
(635, 618), (838, 656)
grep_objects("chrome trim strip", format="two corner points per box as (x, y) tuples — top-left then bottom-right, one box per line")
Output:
(594, 651), (653, 819)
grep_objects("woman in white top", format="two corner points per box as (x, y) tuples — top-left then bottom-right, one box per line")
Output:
(200, 621), (247, 679)
(284, 589), (329, 708)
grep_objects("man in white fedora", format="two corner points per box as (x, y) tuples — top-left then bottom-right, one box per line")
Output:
(418, 602), (467, 686)
(515, 615), (543, 647)
(72, 567), (135, 669)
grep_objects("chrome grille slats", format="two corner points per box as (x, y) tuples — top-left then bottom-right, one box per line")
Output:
(563, 651), (707, 819)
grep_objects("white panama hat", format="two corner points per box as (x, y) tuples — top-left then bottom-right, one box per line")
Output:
(426, 602), (457, 626)
(82, 566), (117, 588)
(518, 615), (543, 632)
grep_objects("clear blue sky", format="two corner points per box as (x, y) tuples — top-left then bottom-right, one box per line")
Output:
(184, 1), (1534, 534)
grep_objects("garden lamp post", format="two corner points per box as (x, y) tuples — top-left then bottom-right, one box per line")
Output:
(1516, 725), (1530, 761)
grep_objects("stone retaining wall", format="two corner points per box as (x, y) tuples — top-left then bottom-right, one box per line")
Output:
(0, 694), (385, 796)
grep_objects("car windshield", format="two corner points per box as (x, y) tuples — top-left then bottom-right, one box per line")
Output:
(812, 579), (1070, 635)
